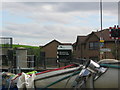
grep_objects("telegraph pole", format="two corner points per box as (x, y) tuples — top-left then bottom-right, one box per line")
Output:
(99, 0), (104, 60)
(100, 0), (103, 31)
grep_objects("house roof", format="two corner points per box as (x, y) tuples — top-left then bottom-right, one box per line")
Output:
(41, 39), (61, 48)
(41, 39), (73, 49)
(60, 43), (72, 45)
(78, 36), (88, 43)
(94, 29), (114, 41)
(76, 29), (115, 45)
(76, 36), (88, 44)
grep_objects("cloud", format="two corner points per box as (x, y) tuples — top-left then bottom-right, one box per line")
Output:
(3, 2), (118, 14)
(2, 0), (120, 3)
(2, 22), (93, 45)
(2, 2), (118, 45)
(2, 2), (118, 24)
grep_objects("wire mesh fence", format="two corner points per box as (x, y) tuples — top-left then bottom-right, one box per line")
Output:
(45, 58), (58, 68)
(0, 37), (12, 48)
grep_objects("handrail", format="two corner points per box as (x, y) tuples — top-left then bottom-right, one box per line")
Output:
(42, 70), (81, 89)
(100, 64), (120, 69)
(11, 64), (78, 81)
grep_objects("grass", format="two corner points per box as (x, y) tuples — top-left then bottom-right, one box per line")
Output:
(12, 44), (39, 49)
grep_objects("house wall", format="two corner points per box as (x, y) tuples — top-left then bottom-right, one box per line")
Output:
(73, 43), (81, 58)
(74, 34), (120, 61)
(41, 41), (60, 58)
(103, 41), (120, 59)
(83, 34), (99, 60)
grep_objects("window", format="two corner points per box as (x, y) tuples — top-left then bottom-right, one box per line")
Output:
(89, 42), (99, 50)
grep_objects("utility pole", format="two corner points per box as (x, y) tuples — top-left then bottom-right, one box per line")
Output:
(100, 0), (103, 31)
(99, 0), (104, 60)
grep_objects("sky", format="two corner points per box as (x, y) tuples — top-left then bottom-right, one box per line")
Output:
(1, 1), (119, 46)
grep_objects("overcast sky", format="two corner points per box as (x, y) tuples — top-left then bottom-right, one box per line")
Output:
(1, 1), (119, 46)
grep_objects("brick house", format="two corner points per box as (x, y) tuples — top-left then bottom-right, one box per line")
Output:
(40, 39), (72, 67)
(73, 29), (120, 61)
(40, 39), (72, 59)
(41, 40), (61, 59)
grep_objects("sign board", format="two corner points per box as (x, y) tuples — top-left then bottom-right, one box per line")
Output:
(58, 51), (69, 55)
(100, 48), (111, 52)
(57, 45), (73, 51)
(100, 40), (104, 43)
(57, 45), (73, 63)
(109, 26), (120, 39)
(100, 52), (104, 54)
(100, 42), (104, 47)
